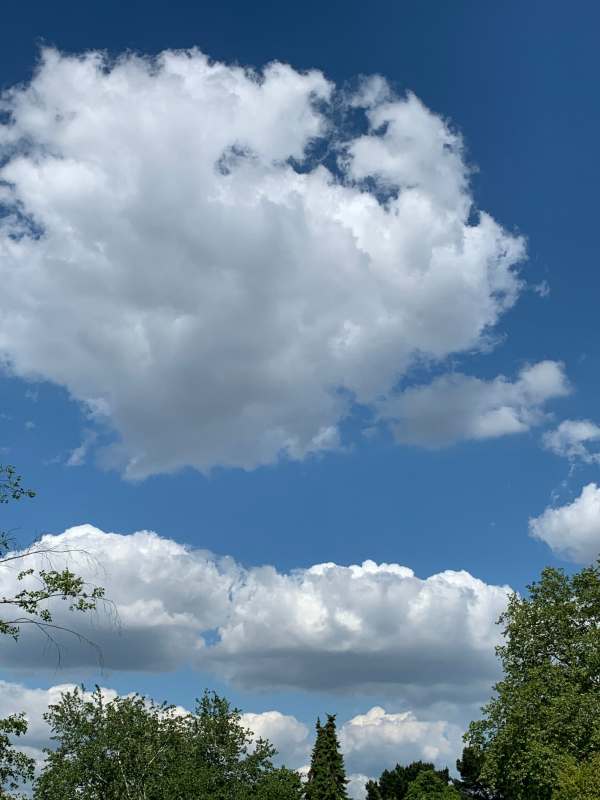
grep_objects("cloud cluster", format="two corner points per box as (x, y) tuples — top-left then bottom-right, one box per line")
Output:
(379, 361), (569, 447)
(2, 525), (510, 709)
(530, 482), (600, 564)
(542, 419), (600, 464)
(0, 49), (525, 476)
(339, 706), (462, 776)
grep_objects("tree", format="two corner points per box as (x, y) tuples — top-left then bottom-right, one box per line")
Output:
(366, 762), (451, 800)
(405, 770), (461, 800)
(34, 687), (302, 800)
(304, 715), (348, 800)
(0, 465), (108, 799)
(464, 562), (600, 800)
(553, 753), (600, 800)
(0, 714), (35, 800)
(0, 464), (105, 648)
(453, 747), (502, 799)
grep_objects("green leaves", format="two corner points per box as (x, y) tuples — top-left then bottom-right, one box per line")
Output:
(464, 562), (600, 800)
(0, 713), (35, 799)
(0, 465), (105, 646)
(34, 688), (302, 800)
(366, 761), (453, 800)
(404, 770), (460, 800)
(0, 465), (35, 505)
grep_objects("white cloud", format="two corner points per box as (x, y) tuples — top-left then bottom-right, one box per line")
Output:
(241, 710), (311, 767)
(347, 774), (371, 800)
(378, 361), (569, 447)
(533, 280), (550, 298)
(66, 429), (98, 467)
(0, 524), (239, 672)
(205, 560), (508, 700)
(0, 48), (525, 477)
(1, 525), (510, 707)
(339, 706), (462, 776)
(542, 419), (600, 464)
(530, 482), (600, 563)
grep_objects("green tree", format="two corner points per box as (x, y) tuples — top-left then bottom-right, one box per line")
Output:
(405, 769), (460, 800)
(0, 464), (105, 646)
(464, 562), (600, 800)
(0, 465), (106, 799)
(366, 762), (450, 800)
(304, 715), (348, 800)
(0, 714), (35, 800)
(34, 687), (301, 800)
(554, 753), (600, 800)
(453, 747), (502, 799)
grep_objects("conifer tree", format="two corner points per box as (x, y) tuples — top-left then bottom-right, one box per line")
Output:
(304, 715), (348, 800)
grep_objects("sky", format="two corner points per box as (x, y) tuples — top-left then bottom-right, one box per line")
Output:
(1, 1), (600, 795)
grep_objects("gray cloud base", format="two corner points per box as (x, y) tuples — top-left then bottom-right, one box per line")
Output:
(1, 525), (510, 710)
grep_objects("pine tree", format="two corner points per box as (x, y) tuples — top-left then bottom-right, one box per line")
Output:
(304, 715), (348, 800)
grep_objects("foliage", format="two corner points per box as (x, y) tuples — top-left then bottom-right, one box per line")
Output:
(34, 687), (302, 800)
(0, 464), (105, 647)
(0, 714), (35, 799)
(0, 465), (35, 504)
(0, 465), (107, 798)
(453, 747), (502, 799)
(404, 769), (461, 800)
(464, 562), (600, 800)
(304, 715), (348, 800)
(553, 753), (600, 800)
(365, 761), (450, 800)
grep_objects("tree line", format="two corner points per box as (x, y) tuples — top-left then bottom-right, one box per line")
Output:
(1, 465), (599, 798)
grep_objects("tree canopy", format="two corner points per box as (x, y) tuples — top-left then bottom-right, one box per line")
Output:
(404, 769), (460, 800)
(464, 561), (600, 800)
(34, 687), (302, 800)
(366, 761), (451, 800)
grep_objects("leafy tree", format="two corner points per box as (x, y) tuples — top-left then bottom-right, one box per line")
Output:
(453, 747), (502, 799)
(0, 464), (105, 647)
(366, 761), (450, 800)
(34, 687), (301, 800)
(0, 714), (35, 799)
(0, 465), (106, 798)
(464, 562), (600, 800)
(405, 769), (461, 800)
(304, 715), (348, 800)
(554, 753), (600, 800)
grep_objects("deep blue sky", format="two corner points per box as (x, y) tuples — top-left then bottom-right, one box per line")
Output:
(1, 0), (599, 752)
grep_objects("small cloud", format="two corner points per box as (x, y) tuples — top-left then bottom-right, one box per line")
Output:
(66, 429), (98, 467)
(542, 419), (600, 464)
(24, 420), (36, 430)
(530, 483), (600, 563)
(532, 280), (550, 298)
(25, 388), (39, 402)
(378, 361), (570, 448)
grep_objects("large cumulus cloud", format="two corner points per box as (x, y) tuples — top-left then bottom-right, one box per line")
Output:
(1, 525), (510, 707)
(0, 49), (525, 477)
